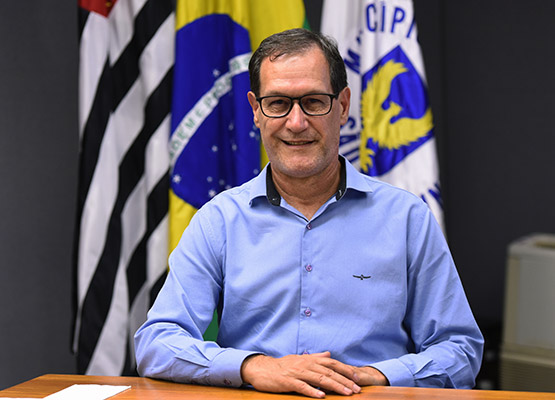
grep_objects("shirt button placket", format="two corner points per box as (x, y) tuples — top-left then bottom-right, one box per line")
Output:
(300, 220), (313, 355)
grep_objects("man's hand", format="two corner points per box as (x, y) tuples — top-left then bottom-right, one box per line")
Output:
(352, 366), (389, 386)
(240, 351), (363, 398)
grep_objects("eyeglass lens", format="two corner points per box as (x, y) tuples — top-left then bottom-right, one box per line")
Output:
(261, 94), (332, 117)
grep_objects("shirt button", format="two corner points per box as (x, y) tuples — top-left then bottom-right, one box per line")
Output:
(304, 308), (312, 317)
(305, 264), (313, 272)
(223, 379), (232, 386)
(306, 223), (312, 230)
(302, 350), (309, 355)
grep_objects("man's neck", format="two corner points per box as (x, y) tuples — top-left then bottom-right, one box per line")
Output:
(271, 159), (341, 220)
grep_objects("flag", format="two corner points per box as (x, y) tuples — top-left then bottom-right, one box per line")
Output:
(73, 0), (174, 375)
(169, 0), (306, 340)
(321, 0), (444, 230)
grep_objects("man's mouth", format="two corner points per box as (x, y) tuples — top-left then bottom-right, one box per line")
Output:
(282, 140), (314, 146)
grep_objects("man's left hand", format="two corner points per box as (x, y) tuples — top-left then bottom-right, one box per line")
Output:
(352, 366), (389, 386)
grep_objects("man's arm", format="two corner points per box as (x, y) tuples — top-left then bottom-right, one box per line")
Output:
(134, 262), (257, 386)
(134, 209), (256, 386)
(368, 204), (484, 388)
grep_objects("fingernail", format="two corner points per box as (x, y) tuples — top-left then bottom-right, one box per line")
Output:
(353, 372), (360, 382)
(353, 384), (361, 393)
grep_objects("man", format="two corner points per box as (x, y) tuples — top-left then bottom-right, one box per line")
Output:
(135, 29), (483, 398)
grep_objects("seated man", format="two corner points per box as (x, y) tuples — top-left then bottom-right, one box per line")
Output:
(135, 28), (483, 398)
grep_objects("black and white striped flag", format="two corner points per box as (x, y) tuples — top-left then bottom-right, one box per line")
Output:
(73, 0), (174, 375)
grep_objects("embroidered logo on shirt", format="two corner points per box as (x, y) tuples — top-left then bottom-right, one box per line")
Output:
(353, 274), (371, 280)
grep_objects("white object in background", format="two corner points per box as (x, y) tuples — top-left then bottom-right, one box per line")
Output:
(501, 233), (555, 392)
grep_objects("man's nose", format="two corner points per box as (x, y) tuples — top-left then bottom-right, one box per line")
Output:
(285, 101), (309, 131)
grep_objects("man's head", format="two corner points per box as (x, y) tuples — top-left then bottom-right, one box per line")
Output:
(249, 28), (347, 98)
(247, 29), (350, 181)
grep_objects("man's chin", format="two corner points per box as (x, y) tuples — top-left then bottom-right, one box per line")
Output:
(272, 160), (322, 180)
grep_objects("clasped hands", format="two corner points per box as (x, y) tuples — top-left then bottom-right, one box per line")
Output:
(240, 351), (388, 398)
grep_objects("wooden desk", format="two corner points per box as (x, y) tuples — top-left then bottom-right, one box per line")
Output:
(1, 374), (554, 399)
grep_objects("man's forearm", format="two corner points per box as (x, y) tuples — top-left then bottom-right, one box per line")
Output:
(135, 321), (257, 387)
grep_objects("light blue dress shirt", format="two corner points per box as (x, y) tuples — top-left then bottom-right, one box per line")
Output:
(135, 157), (483, 389)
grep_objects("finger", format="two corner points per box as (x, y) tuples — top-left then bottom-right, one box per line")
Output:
(302, 367), (360, 395)
(317, 357), (361, 384)
(300, 355), (362, 390)
(290, 380), (326, 399)
(308, 351), (331, 358)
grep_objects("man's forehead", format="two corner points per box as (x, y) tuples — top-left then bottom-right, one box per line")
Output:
(262, 45), (323, 67)
(258, 47), (332, 92)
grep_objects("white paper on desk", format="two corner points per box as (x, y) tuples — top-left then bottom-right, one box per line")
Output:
(44, 384), (130, 400)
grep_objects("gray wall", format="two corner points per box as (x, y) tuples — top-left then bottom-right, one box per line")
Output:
(1, 0), (554, 391)
(0, 1), (78, 389)
(419, 1), (555, 323)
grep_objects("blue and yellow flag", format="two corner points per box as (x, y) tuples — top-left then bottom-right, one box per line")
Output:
(169, 1), (306, 338)
(170, 0), (306, 251)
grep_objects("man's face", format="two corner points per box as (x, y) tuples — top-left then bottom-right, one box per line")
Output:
(248, 46), (350, 180)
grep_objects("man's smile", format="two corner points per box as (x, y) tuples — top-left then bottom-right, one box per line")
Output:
(282, 139), (315, 146)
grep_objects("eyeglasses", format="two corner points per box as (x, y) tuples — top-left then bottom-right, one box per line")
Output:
(256, 92), (340, 118)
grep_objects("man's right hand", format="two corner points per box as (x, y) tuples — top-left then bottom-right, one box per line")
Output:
(240, 352), (362, 398)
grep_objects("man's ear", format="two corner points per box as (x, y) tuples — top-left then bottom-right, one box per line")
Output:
(338, 87), (351, 126)
(247, 91), (260, 128)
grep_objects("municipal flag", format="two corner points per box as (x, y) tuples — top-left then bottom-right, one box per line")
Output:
(169, 0), (306, 341)
(73, 0), (174, 375)
(321, 0), (444, 230)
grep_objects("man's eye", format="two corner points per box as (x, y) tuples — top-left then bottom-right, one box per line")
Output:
(265, 98), (290, 111)
(305, 97), (324, 105)
(302, 96), (327, 111)
(269, 99), (286, 106)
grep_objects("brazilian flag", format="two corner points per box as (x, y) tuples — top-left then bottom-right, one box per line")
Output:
(169, 0), (307, 340)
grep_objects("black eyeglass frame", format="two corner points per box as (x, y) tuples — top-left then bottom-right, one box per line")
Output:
(255, 92), (341, 118)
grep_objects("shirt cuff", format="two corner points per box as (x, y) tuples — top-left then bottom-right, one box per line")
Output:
(370, 358), (415, 387)
(209, 349), (260, 387)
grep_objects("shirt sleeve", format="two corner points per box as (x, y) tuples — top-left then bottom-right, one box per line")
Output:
(134, 206), (259, 387)
(370, 202), (484, 388)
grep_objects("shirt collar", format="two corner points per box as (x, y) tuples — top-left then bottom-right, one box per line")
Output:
(249, 155), (373, 206)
